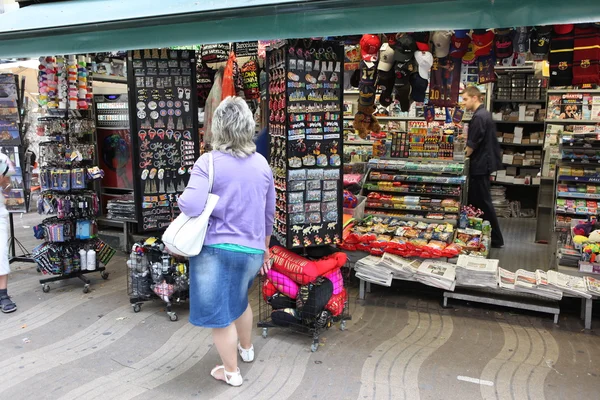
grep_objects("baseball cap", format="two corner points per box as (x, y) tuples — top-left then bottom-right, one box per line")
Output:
(450, 33), (471, 58)
(494, 28), (514, 60)
(454, 29), (470, 39)
(554, 24), (574, 35)
(393, 33), (417, 62)
(462, 42), (477, 65)
(415, 51), (433, 80)
(360, 34), (381, 62)
(410, 73), (428, 103)
(412, 31), (431, 51)
(377, 43), (396, 72)
(432, 31), (452, 58)
(472, 30), (495, 56)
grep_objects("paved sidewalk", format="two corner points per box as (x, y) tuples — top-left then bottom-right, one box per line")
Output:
(1, 213), (599, 399)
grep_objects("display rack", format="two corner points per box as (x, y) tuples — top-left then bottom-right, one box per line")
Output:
(491, 69), (547, 220)
(126, 49), (199, 233)
(361, 158), (468, 225)
(266, 41), (344, 249)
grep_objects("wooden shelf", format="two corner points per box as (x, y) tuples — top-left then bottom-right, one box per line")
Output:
(494, 120), (545, 125)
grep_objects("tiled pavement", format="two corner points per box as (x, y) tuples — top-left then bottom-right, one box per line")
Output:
(1, 213), (599, 399)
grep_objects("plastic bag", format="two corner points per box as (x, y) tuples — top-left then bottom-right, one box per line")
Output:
(221, 51), (237, 100)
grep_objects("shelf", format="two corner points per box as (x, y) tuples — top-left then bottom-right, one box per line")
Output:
(547, 89), (600, 94)
(503, 163), (542, 168)
(368, 162), (465, 176)
(557, 192), (600, 200)
(343, 115), (447, 122)
(492, 181), (539, 187)
(344, 141), (374, 145)
(494, 120), (545, 125)
(492, 99), (546, 103)
(560, 159), (600, 164)
(498, 142), (543, 147)
(370, 177), (464, 185)
(363, 212), (458, 226)
(365, 205), (459, 214)
(91, 75), (128, 84)
(558, 176), (600, 183)
(545, 119), (600, 124)
(555, 210), (597, 216)
(363, 186), (461, 197)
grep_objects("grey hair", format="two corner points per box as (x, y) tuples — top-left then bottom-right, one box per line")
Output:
(211, 96), (256, 158)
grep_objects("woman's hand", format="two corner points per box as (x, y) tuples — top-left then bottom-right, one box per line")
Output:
(260, 249), (272, 276)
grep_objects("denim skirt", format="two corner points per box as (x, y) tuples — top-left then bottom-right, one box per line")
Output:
(189, 246), (263, 328)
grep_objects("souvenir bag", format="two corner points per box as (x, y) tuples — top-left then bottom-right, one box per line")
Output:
(221, 51), (237, 99)
(162, 153), (219, 257)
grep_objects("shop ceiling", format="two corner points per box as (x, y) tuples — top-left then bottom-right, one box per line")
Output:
(0, 0), (598, 58)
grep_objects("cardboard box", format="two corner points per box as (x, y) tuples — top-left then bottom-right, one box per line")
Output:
(532, 177), (541, 185)
(503, 133), (514, 143)
(522, 138), (530, 144)
(507, 166), (518, 176)
(523, 159), (538, 166)
(514, 177), (526, 185)
(519, 105), (527, 121)
(502, 154), (514, 164)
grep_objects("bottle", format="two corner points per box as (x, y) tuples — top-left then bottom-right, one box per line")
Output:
(79, 249), (88, 271)
(459, 212), (469, 229)
(482, 221), (492, 237)
(87, 249), (96, 271)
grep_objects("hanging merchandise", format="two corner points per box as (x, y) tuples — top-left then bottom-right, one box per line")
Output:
(234, 41), (259, 58)
(410, 49), (433, 103)
(471, 29), (495, 57)
(530, 26), (552, 59)
(196, 64), (215, 108)
(200, 43), (229, 65)
(450, 30), (471, 59)
(429, 56), (461, 108)
(392, 33), (417, 111)
(241, 59), (260, 100)
(572, 24), (600, 85)
(222, 51), (238, 99)
(431, 31), (452, 58)
(376, 43), (396, 106)
(550, 24), (575, 87)
(478, 53), (497, 84)
(127, 49), (200, 232)
(494, 28), (514, 62)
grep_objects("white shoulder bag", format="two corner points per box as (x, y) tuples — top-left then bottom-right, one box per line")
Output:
(162, 152), (220, 257)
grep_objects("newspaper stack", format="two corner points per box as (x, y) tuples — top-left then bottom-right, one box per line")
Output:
(378, 253), (421, 280)
(547, 270), (591, 299)
(514, 269), (562, 300)
(416, 261), (456, 291)
(557, 248), (580, 268)
(585, 276), (600, 297)
(498, 268), (516, 290)
(354, 255), (393, 287)
(491, 186), (511, 218)
(456, 255), (499, 288)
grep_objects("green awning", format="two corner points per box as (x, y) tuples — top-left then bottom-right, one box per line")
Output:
(0, 0), (598, 58)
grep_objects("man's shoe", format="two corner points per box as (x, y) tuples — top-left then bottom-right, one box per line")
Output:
(491, 243), (504, 249)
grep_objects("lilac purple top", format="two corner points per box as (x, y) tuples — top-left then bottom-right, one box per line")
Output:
(178, 151), (276, 252)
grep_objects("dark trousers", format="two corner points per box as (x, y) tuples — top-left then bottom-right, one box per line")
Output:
(468, 175), (504, 246)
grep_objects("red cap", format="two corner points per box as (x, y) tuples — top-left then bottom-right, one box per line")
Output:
(360, 34), (382, 62)
(416, 41), (430, 51)
(554, 24), (574, 35)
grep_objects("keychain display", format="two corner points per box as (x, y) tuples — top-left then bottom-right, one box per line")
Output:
(267, 41), (344, 248)
(32, 238), (115, 276)
(129, 49), (199, 232)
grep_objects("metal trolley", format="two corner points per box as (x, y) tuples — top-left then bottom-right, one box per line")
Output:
(127, 238), (189, 321)
(257, 250), (352, 353)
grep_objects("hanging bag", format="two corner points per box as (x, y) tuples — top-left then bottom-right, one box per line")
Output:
(162, 153), (219, 257)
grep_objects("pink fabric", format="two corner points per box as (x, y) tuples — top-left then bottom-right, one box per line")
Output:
(324, 269), (343, 295)
(267, 269), (299, 299)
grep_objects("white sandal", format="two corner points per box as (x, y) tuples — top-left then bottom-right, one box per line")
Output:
(210, 365), (243, 387)
(238, 343), (254, 363)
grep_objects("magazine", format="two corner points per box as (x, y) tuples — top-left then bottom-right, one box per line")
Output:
(546, 95), (562, 119)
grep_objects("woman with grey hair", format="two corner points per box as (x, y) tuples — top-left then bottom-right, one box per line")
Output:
(178, 97), (275, 387)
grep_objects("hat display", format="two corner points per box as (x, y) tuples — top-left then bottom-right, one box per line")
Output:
(393, 33), (417, 62)
(377, 43), (396, 72)
(494, 28), (514, 60)
(360, 34), (382, 62)
(412, 31), (431, 52)
(415, 51), (433, 80)
(462, 42), (477, 65)
(554, 24), (574, 35)
(431, 31), (452, 58)
(472, 30), (495, 56)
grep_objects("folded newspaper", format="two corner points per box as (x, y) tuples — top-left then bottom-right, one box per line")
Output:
(547, 270), (591, 299)
(514, 269), (562, 300)
(354, 255), (393, 287)
(585, 276), (600, 297)
(497, 267), (516, 290)
(416, 261), (456, 291)
(379, 253), (421, 280)
(456, 255), (498, 288)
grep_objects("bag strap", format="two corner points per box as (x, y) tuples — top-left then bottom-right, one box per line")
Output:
(208, 152), (215, 194)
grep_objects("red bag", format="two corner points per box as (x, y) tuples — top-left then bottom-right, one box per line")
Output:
(270, 246), (342, 285)
(262, 279), (277, 302)
(325, 288), (348, 317)
(221, 51), (237, 100)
